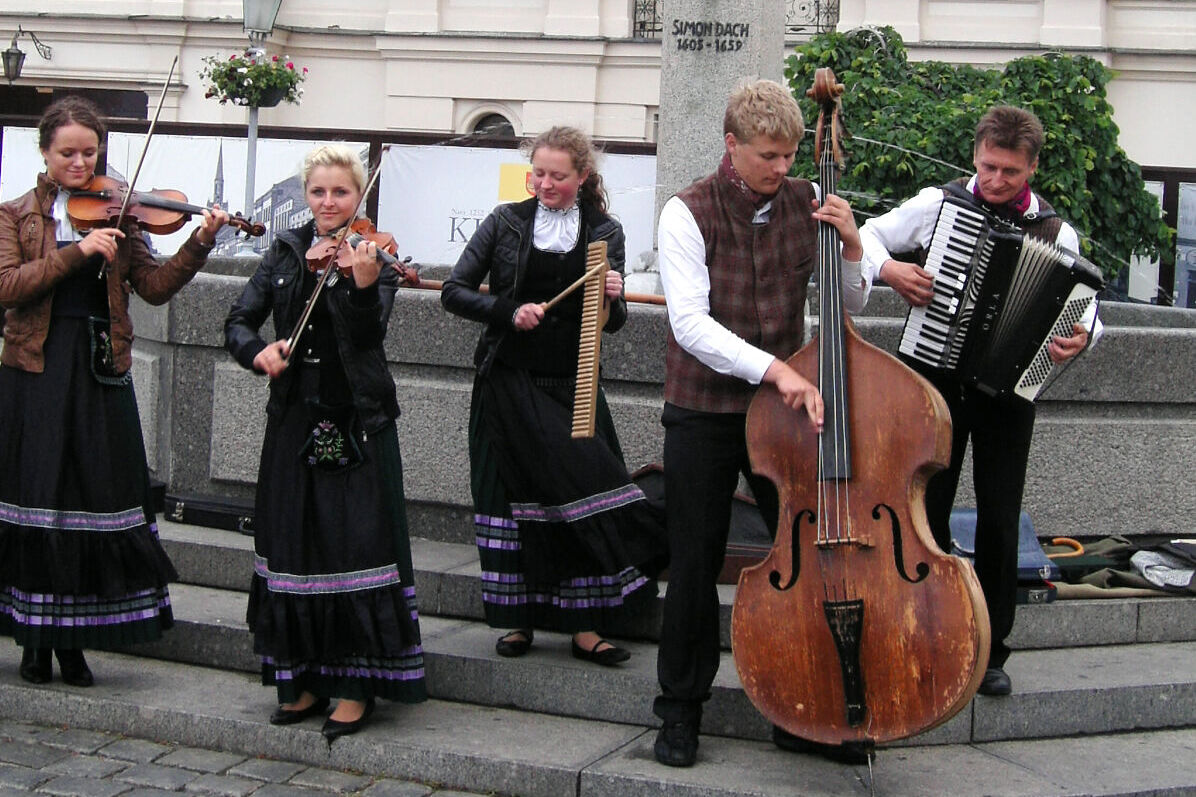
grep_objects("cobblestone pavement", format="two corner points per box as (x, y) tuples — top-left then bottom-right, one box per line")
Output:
(0, 719), (489, 797)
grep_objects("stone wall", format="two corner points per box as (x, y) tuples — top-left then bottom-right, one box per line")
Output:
(131, 266), (1196, 542)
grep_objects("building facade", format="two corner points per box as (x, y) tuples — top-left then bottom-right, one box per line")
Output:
(1, 0), (1193, 301)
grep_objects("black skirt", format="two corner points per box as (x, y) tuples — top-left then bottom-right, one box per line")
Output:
(0, 316), (176, 649)
(469, 362), (667, 633)
(247, 366), (426, 704)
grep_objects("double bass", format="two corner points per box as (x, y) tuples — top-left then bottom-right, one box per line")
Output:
(730, 69), (990, 750)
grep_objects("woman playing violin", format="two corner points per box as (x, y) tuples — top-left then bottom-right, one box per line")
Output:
(224, 144), (426, 741)
(0, 96), (230, 687)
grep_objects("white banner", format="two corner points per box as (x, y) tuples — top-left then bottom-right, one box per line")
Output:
(377, 144), (657, 272)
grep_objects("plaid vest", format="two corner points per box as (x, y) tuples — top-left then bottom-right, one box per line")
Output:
(664, 172), (819, 413)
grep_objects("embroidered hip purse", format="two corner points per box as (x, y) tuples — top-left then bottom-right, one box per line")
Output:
(87, 316), (132, 387)
(299, 398), (365, 471)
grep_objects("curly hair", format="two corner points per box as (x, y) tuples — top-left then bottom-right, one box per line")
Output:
(523, 126), (609, 215)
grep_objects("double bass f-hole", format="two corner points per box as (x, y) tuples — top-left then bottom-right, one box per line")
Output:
(730, 67), (991, 749)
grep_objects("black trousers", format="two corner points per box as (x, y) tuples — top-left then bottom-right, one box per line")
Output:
(654, 403), (779, 724)
(914, 364), (1036, 669)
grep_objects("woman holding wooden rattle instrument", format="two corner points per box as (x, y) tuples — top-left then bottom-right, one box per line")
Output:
(442, 126), (666, 666)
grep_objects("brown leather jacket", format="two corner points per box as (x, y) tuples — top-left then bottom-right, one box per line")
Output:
(0, 173), (212, 374)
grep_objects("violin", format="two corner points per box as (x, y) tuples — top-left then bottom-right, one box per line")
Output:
(729, 68), (990, 750)
(304, 218), (420, 286)
(67, 174), (265, 237)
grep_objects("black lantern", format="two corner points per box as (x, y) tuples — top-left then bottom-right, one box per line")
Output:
(2, 27), (52, 84)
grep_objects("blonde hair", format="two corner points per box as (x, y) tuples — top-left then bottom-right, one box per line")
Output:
(301, 144), (366, 193)
(723, 79), (804, 144)
(522, 126), (609, 215)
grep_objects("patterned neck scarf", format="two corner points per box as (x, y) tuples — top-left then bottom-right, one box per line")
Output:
(974, 180), (1032, 219)
(719, 151), (773, 208)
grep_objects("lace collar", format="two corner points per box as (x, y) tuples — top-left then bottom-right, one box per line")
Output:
(533, 201), (580, 253)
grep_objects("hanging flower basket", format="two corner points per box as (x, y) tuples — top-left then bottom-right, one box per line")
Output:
(199, 51), (307, 108)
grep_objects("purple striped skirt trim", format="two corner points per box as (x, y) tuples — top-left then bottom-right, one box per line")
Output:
(263, 653), (425, 682)
(0, 500), (147, 532)
(2, 587), (170, 627)
(255, 555), (402, 594)
(473, 514), (518, 530)
(480, 569), (650, 609)
(509, 482), (647, 524)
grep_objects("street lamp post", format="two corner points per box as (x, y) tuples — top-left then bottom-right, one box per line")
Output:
(239, 0), (284, 253)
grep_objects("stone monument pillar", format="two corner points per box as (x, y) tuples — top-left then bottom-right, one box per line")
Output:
(654, 0), (788, 221)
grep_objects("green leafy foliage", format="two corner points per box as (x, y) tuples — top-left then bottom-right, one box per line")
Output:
(784, 27), (1172, 278)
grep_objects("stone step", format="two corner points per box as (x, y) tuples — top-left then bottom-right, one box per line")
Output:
(157, 518), (1196, 652)
(129, 581), (1196, 749)
(3, 646), (1195, 797)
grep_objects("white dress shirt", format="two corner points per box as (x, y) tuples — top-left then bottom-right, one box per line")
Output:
(658, 184), (869, 387)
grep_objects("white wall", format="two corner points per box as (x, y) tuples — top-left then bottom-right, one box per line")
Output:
(0, 1), (1191, 166)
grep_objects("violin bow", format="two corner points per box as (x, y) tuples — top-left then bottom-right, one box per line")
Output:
(283, 145), (391, 363)
(93, 56), (178, 277)
(115, 55), (178, 232)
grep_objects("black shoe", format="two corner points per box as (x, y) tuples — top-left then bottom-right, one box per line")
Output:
(978, 667), (1012, 696)
(772, 725), (872, 765)
(19, 648), (51, 684)
(269, 696), (331, 725)
(654, 720), (699, 767)
(54, 649), (93, 687)
(495, 629), (533, 658)
(571, 636), (630, 667)
(321, 699), (375, 742)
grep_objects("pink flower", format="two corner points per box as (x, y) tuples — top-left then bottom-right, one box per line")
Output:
(228, 54), (237, 61)
(286, 62), (294, 69)
(302, 67), (308, 74)
(272, 55), (279, 62)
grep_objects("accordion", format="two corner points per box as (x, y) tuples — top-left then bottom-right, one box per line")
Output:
(899, 196), (1104, 402)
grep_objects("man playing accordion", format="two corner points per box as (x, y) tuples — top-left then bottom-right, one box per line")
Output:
(858, 105), (1102, 697)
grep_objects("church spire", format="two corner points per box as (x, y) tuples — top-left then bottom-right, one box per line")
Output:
(210, 141), (225, 209)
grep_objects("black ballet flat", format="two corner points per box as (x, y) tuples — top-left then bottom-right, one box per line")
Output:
(19, 648), (51, 684)
(321, 698), (374, 742)
(269, 696), (330, 725)
(571, 637), (630, 667)
(495, 629), (533, 658)
(54, 649), (93, 687)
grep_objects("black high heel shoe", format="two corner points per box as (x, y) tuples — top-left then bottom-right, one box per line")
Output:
(19, 648), (51, 684)
(321, 698), (375, 742)
(495, 629), (533, 658)
(54, 649), (94, 687)
(269, 696), (330, 725)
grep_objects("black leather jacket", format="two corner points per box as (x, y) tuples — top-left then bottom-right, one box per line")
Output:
(224, 221), (400, 432)
(440, 197), (628, 374)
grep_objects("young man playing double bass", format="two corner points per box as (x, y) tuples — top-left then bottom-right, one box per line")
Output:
(653, 79), (870, 768)
(858, 105), (1102, 697)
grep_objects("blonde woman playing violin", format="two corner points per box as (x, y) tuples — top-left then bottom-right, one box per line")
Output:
(225, 144), (426, 741)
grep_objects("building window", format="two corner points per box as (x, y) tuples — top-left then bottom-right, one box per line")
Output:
(472, 114), (514, 137)
(632, 0), (662, 39)
(785, 0), (840, 36)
